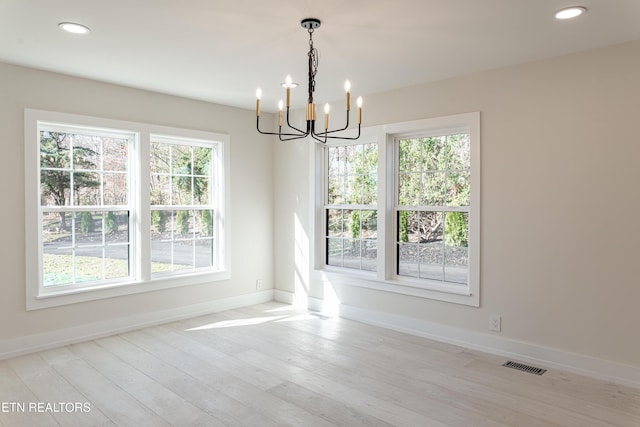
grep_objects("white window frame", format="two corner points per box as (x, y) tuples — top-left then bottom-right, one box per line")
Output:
(316, 112), (480, 306)
(324, 139), (379, 272)
(25, 109), (231, 310)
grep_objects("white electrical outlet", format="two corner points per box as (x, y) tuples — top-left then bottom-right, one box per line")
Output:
(490, 314), (502, 332)
(256, 279), (263, 290)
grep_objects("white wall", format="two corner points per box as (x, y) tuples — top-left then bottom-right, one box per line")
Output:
(0, 62), (274, 348)
(274, 40), (640, 374)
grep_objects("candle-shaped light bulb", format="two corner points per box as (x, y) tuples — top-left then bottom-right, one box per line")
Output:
(324, 103), (330, 129)
(255, 88), (262, 116)
(285, 75), (292, 108)
(278, 100), (284, 127)
(356, 96), (363, 124)
(344, 80), (351, 111)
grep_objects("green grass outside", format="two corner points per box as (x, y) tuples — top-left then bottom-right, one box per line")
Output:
(43, 254), (186, 286)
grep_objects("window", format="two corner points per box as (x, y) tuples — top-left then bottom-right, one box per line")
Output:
(325, 142), (378, 271)
(150, 136), (220, 275)
(39, 126), (134, 288)
(396, 133), (470, 285)
(318, 113), (479, 306)
(25, 110), (230, 310)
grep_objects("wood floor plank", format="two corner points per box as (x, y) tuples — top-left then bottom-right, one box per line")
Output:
(68, 341), (222, 426)
(0, 360), (61, 427)
(96, 333), (275, 427)
(6, 353), (114, 427)
(118, 328), (337, 426)
(38, 346), (171, 427)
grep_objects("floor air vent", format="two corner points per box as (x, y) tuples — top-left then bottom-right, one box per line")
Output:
(502, 361), (547, 375)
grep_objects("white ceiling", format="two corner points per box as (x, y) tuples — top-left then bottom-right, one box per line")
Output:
(1, 0), (640, 112)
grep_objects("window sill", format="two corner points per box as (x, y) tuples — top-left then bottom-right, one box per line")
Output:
(27, 270), (230, 311)
(317, 266), (479, 307)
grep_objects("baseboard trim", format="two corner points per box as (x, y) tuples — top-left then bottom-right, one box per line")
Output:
(339, 303), (640, 390)
(0, 290), (274, 360)
(273, 290), (640, 389)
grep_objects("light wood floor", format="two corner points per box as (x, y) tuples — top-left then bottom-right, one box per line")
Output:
(0, 302), (638, 427)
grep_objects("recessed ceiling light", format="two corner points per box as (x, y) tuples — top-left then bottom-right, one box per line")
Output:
(555, 6), (586, 20)
(58, 22), (91, 34)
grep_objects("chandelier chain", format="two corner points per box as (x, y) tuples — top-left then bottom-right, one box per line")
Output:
(307, 28), (319, 104)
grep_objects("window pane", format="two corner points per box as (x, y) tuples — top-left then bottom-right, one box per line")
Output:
(363, 143), (378, 174)
(72, 135), (100, 171)
(444, 212), (468, 248)
(327, 238), (342, 267)
(74, 211), (100, 245)
(327, 209), (343, 237)
(174, 210), (192, 237)
(150, 142), (170, 174)
(345, 177), (362, 205)
(446, 171), (470, 207)
(150, 174), (171, 205)
(344, 145), (362, 175)
(399, 210), (420, 243)
(398, 139), (419, 172)
(343, 239), (361, 269)
(193, 177), (209, 204)
(422, 172), (446, 206)
(195, 239), (214, 269)
(43, 250), (73, 287)
(172, 145), (192, 175)
(74, 247), (102, 283)
(172, 176), (192, 205)
(422, 136), (447, 171)
(420, 243), (444, 281)
(445, 246), (468, 284)
(398, 172), (420, 206)
(40, 131), (70, 169)
(40, 171), (71, 206)
(105, 211), (129, 243)
(362, 173), (377, 205)
(343, 209), (356, 238)
(151, 238), (171, 274)
(361, 210), (377, 239)
(74, 172), (101, 205)
(327, 174), (344, 205)
(362, 240), (377, 272)
(199, 209), (214, 237)
(421, 211), (443, 243)
(398, 243), (419, 278)
(173, 240), (193, 269)
(105, 245), (130, 280)
(193, 147), (212, 175)
(447, 134), (470, 170)
(103, 172), (128, 205)
(328, 146), (344, 176)
(103, 138), (128, 172)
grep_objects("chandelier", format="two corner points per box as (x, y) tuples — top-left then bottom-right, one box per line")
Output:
(255, 18), (362, 143)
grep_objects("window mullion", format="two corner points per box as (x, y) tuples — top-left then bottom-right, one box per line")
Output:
(138, 131), (151, 282)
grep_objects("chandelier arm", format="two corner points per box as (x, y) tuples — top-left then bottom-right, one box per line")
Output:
(314, 111), (351, 136)
(256, 117), (307, 137)
(312, 124), (361, 141)
(311, 133), (327, 144)
(285, 107), (307, 134)
(279, 133), (310, 141)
